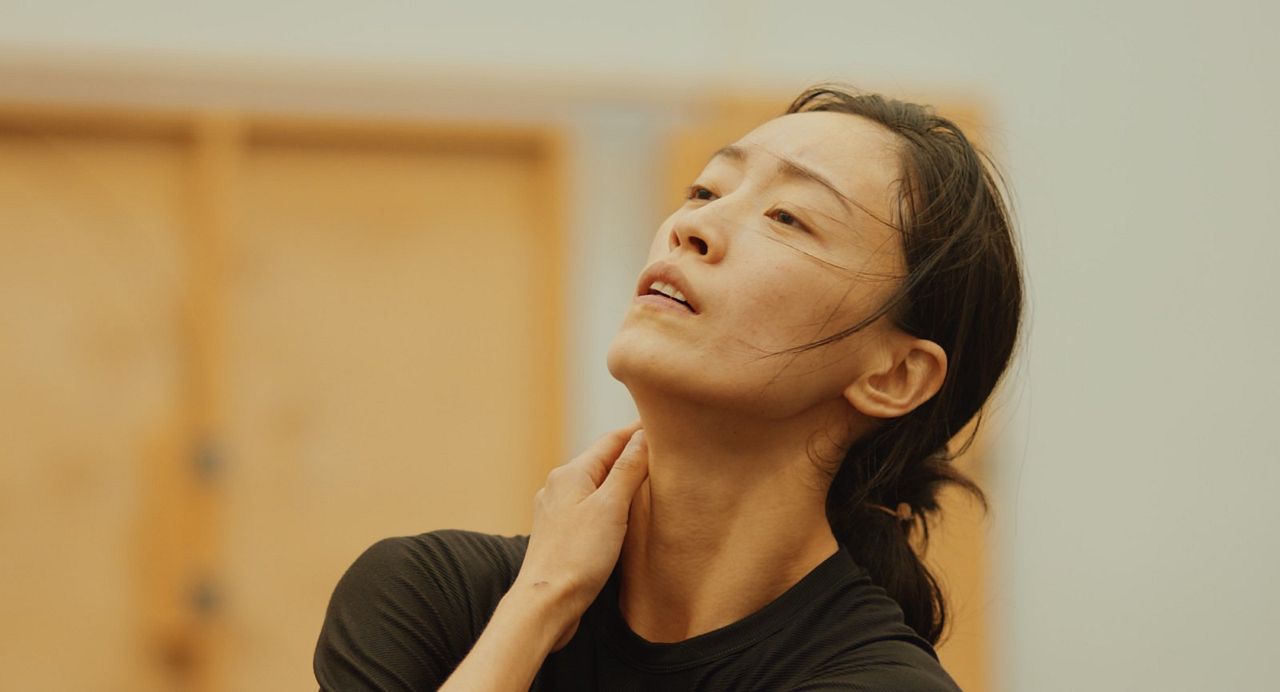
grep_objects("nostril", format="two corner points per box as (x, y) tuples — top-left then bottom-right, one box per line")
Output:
(689, 236), (708, 255)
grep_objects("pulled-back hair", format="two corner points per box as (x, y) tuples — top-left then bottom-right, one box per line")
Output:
(785, 86), (1024, 644)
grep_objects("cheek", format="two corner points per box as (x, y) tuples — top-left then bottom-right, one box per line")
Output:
(734, 275), (866, 351)
(647, 220), (673, 259)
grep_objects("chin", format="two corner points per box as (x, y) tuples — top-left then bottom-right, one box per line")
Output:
(605, 331), (649, 388)
(607, 334), (773, 417)
(605, 324), (702, 388)
(609, 339), (849, 427)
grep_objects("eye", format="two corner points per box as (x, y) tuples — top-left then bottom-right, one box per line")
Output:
(686, 184), (717, 201)
(767, 208), (808, 232)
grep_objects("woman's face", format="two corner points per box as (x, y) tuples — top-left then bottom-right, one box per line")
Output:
(607, 111), (909, 419)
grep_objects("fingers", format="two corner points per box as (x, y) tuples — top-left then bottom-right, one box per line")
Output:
(595, 430), (649, 507)
(565, 421), (643, 487)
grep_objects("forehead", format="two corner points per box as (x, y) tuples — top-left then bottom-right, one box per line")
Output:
(733, 111), (903, 220)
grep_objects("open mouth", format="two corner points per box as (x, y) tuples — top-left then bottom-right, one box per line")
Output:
(646, 281), (696, 312)
(636, 263), (700, 314)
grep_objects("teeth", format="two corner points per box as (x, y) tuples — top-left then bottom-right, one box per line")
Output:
(648, 281), (688, 304)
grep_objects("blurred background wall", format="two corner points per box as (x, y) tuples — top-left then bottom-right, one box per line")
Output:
(1, 1), (1277, 691)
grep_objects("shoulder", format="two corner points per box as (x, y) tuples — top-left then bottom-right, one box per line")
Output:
(334, 530), (529, 611)
(366, 529), (529, 582)
(778, 555), (961, 691)
(314, 530), (529, 691)
(334, 529), (530, 625)
(787, 638), (962, 691)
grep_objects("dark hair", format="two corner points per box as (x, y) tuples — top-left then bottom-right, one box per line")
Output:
(784, 86), (1024, 644)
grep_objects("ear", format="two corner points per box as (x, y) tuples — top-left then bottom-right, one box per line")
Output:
(843, 336), (948, 419)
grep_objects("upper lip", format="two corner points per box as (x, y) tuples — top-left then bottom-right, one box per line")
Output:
(636, 261), (700, 313)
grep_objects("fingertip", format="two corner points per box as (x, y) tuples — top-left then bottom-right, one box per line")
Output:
(625, 428), (646, 450)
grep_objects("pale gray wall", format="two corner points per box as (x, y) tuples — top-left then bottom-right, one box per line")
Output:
(3, 2), (1278, 690)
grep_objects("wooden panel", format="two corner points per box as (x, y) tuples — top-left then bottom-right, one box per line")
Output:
(0, 107), (568, 690)
(218, 132), (564, 690)
(0, 128), (188, 691)
(664, 96), (993, 691)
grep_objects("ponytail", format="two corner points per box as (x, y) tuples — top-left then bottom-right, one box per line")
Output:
(785, 85), (1024, 645)
(825, 417), (986, 644)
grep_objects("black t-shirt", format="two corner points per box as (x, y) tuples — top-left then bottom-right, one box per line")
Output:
(314, 530), (962, 691)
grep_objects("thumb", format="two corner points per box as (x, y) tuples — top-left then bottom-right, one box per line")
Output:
(595, 430), (649, 506)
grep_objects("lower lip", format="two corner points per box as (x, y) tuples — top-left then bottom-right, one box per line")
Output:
(634, 294), (696, 314)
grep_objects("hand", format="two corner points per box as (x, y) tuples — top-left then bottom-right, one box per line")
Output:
(438, 425), (649, 691)
(513, 423), (650, 651)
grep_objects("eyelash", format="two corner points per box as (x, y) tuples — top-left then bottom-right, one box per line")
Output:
(684, 184), (810, 233)
(686, 184), (716, 201)
(768, 208), (804, 229)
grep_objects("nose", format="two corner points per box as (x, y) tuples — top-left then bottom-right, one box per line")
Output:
(667, 209), (726, 262)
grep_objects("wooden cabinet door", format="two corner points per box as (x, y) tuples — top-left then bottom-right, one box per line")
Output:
(0, 111), (566, 692)
(0, 126), (189, 692)
(219, 126), (566, 690)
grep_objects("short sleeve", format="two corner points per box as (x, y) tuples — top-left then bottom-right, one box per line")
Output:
(313, 531), (529, 691)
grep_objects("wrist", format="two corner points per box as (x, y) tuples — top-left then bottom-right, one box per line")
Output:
(497, 578), (577, 651)
(440, 580), (574, 691)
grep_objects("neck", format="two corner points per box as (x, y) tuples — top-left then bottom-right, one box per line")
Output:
(616, 392), (846, 643)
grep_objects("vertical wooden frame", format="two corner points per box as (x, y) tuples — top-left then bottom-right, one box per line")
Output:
(533, 129), (571, 476)
(179, 113), (241, 692)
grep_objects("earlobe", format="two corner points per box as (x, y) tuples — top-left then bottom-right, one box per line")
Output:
(843, 338), (947, 419)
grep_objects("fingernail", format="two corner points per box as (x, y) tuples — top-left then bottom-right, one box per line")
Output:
(627, 429), (646, 449)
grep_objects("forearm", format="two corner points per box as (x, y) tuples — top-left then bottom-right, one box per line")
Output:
(439, 580), (570, 691)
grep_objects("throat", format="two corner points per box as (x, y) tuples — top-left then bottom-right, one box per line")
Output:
(614, 402), (843, 643)
(617, 533), (839, 644)
(617, 484), (839, 644)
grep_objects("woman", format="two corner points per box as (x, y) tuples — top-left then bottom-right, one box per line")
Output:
(315, 85), (1023, 691)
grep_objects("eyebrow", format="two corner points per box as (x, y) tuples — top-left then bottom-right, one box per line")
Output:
(710, 143), (861, 217)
